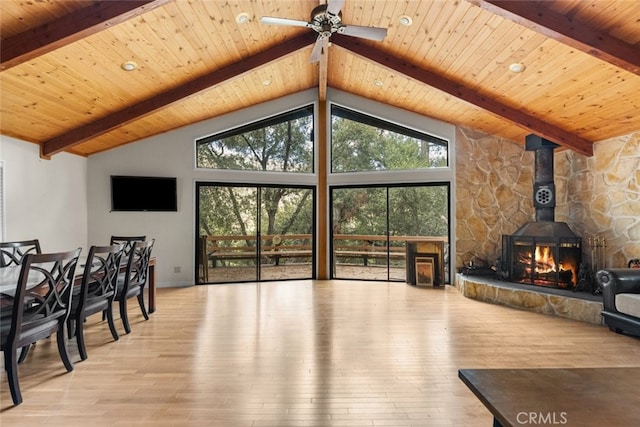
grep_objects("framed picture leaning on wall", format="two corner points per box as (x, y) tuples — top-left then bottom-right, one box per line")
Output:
(415, 256), (435, 286)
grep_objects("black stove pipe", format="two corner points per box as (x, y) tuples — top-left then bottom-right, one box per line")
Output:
(526, 134), (559, 223)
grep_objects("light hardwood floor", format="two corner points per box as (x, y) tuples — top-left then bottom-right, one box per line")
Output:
(2, 281), (639, 426)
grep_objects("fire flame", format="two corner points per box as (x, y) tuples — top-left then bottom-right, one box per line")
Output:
(534, 246), (556, 273)
(519, 245), (578, 287)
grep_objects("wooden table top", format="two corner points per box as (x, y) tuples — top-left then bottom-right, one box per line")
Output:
(458, 367), (640, 427)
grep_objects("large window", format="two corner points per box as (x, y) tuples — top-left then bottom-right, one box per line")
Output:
(196, 105), (314, 172)
(192, 96), (453, 285)
(331, 105), (448, 173)
(329, 102), (452, 283)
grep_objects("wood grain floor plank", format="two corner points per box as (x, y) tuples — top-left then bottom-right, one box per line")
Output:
(2, 281), (639, 426)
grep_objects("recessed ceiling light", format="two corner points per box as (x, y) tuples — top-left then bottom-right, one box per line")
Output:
(262, 78), (271, 86)
(121, 61), (137, 71)
(374, 80), (384, 87)
(236, 12), (250, 24)
(509, 62), (526, 73)
(399, 15), (413, 26)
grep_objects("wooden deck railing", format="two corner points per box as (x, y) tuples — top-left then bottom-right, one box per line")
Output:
(200, 234), (313, 268)
(200, 234), (448, 268)
(332, 234), (407, 266)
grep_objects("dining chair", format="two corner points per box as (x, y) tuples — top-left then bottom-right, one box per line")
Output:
(0, 240), (43, 363)
(0, 248), (81, 405)
(0, 239), (41, 267)
(115, 239), (154, 334)
(102, 236), (144, 325)
(68, 244), (124, 361)
(109, 235), (146, 259)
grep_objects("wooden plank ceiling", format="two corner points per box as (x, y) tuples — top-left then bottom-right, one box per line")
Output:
(1, 0), (639, 158)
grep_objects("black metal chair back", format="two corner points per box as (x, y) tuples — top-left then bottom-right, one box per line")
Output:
(0, 248), (81, 405)
(116, 239), (154, 334)
(0, 239), (41, 267)
(69, 244), (124, 360)
(109, 236), (146, 258)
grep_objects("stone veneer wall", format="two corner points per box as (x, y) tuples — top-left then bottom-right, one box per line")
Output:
(455, 127), (534, 269)
(455, 128), (640, 271)
(555, 132), (640, 268)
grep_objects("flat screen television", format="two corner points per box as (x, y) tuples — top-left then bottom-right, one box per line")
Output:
(111, 175), (177, 212)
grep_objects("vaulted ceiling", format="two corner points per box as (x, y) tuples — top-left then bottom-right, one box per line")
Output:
(1, 0), (639, 158)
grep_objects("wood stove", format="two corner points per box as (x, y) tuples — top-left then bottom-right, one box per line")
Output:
(502, 232), (582, 289)
(500, 135), (582, 290)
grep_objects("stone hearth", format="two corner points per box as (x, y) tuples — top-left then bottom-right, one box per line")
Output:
(455, 273), (604, 325)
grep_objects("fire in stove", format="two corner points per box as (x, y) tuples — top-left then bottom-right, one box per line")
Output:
(516, 244), (578, 288)
(525, 246), (556, 275)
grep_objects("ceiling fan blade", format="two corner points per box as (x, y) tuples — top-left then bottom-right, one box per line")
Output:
(339, 25), (387, 41)
(326, 0), (345, 16)
(309, 37), (324, 63)
(260, 16), (310, 28)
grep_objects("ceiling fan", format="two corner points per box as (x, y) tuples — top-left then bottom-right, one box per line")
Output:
(260, 0), (388, 63)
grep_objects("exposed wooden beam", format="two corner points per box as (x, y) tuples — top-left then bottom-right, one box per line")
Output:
(42, 32), (318, 157)
(1, 0), (173, 71)
(318, 39), (329, 102)
(467, 0), (640, 76)
(317, 100), (328, 279)
(332, 35), (593, 156)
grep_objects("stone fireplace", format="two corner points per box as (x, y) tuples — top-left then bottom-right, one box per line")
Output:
(454, 129), (638, 325)
(500, 135), (582, 290)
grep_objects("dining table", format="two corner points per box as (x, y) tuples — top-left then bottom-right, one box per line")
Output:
(0, 256), (156, 313)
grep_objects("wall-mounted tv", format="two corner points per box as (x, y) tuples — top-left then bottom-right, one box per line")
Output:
(111, 175), (177, 212)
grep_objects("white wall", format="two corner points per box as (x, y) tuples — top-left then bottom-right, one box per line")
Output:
(0, 135), (88, 252)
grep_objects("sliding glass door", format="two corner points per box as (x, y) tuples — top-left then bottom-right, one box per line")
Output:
(331, 184), (449, 282)
(196, 183), (315, 284)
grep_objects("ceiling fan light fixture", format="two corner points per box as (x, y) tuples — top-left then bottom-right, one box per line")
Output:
(509, 62), (526, 73)
(121, 61), (137, 71)
(399, 15), (413, 26)
(260, 0), (388, 62)
(236, 12), (250, 24)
